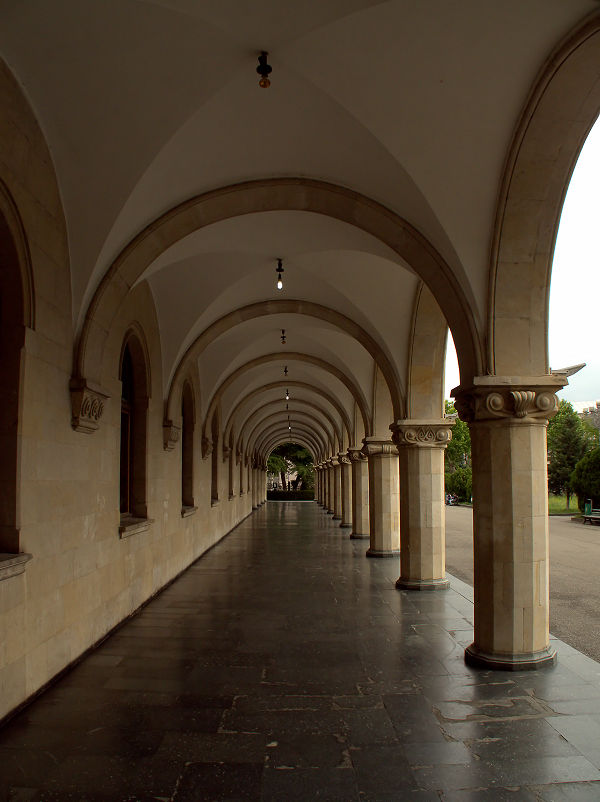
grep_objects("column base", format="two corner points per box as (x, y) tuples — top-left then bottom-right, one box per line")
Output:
(396, 577), (450, 591)
(327, 510), (335, 515)
(350, 533), (370, 540)
(339, 522), (352, 528)
(252, 505), (258, 510)
(464, 643), (557, 671)
(366, 548), (400, 558)
(332, 515), (342, 520)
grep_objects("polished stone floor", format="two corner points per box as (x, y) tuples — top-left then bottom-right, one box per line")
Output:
(2, 502), (600, 801)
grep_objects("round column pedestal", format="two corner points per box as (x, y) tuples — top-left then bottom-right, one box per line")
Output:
(339, 522), (352, 528)
(366, 548), (400, 558)
(396, 577), (449, 591)
(465, 643), (557, 671)
(350, 533), (370, 540)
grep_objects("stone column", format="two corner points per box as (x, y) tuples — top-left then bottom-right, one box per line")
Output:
(391, 420), (453, 591)
(348, 448), (369, 539)
(332, 457), (342, 520)
(327, 459), (335, 514)
(338, 452), (352, 528)
(455, 381), (561, 670)
(362, 438), (400, 557)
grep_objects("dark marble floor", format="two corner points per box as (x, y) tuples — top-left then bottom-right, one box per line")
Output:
(2, 502), (600, 801)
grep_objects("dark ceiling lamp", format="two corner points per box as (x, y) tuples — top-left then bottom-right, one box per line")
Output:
(281, 329), (286, 345)
(276, 258), (284, 291)
(284, 365), (288, 376)
(257, 51), (272, 88)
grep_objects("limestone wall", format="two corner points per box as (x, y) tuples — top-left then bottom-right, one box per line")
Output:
(0, 60), (253, 721)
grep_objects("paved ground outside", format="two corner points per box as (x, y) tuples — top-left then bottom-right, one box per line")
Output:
(2, 501), (600, 800)
(446, 506), (600, 664)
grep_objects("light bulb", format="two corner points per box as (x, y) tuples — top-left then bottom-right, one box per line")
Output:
(277, 277), (283, 290)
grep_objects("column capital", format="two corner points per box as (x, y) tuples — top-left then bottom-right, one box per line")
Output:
(390, 419), (453, 449)
(361, 437), (398, 457)
(453, 377), (564, 424)
(330, 455), (340, 467)
(347, 447), (367, 463)
(337, 452), (351, 465)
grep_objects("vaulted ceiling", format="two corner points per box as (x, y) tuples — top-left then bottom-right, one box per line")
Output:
(2, 0), (596, 457)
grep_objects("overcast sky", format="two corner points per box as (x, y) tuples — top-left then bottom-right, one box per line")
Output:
(445, 118), (600, 411)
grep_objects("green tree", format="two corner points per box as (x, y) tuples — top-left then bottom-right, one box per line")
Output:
(547, 400), (596, 504)
(570, 446), (600, 510)
(444, 401), (472, 501)
(267, 443), (314, 491)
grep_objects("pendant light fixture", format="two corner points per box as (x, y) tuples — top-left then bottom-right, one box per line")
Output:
(285, 389), (290, 400)
(276, 258), (284, 291)
(256, 52), (272, 88)
(281, 329), (286, 345)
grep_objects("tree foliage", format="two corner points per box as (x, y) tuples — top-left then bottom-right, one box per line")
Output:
(570, 446), (600, 510)
(267, 443), (315, 490)
(444, 401), (472, 501)
(547, 400), (597, 502)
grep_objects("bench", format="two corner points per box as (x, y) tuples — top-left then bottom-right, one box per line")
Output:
(583, 509), (600, 525)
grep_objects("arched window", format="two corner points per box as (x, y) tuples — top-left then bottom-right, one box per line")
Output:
(181, 382), (196, 514)
(0, 200), (31, 562)
(119, 333), (149, 533)
(211, 410), (220, 505)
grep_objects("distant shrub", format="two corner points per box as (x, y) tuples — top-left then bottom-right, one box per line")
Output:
(267, 490), (314, 501)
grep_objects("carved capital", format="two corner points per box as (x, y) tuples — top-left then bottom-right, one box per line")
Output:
(330, 456), (340, 467)
(347, 447), (367, 463)
(70, 379), (109, 434)
(163, 420), (181, 451)
(390, 419), (454, 449)
(337, 452), (351, 465)
(361, 438), (398, 458)
(453, 378), (562, 425)
(201, 436), (213, 458)
(222, 445), (232, 462)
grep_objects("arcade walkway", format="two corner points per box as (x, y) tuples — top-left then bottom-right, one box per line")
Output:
(2, 503), (600, 801)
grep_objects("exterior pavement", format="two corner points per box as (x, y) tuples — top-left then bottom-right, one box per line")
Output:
(1, 501), (600, 800)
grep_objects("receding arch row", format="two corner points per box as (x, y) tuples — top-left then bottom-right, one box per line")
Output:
(200, 350), (370, 448)
(74, 178), (483, 395)
(246, 409), (337, 459)
(224, 381), (353, 447)
(262, 436), (320, 466)
(258, 426), (325, 463)
(240, 401), (343, 457)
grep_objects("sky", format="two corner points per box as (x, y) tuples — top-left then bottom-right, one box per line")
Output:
(445, 118), (600, 411)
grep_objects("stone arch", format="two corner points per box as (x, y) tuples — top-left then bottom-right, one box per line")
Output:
(246, 410), (337, 456)
(169, 302), (398, 436)
(224, 381), (353, 447)
(256, 424), (327, 461)
(238, 399), (344, 456)
(0, 182), (34, 552)
(490, 12), (600, 376)
(199, 352), (370, 449)
(406, 282), (447, 418)
(74, 178), (482, 395)
(260, 429), (324, 463)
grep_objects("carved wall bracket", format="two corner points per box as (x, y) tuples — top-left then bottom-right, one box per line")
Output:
(337, 452), (351, 465)
(163, 420), (181, 451)
(201, 436), (213, 458)
(70, 379), (109, 434)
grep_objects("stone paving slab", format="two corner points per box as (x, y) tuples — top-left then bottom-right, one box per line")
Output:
(1, 502), (600, 800)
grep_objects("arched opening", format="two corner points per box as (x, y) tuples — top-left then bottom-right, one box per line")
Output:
(0, 209), (28, 553)
(267, 443), (315, 500)
(119, 333), (149, 527)
(181, 381), (195, 513)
